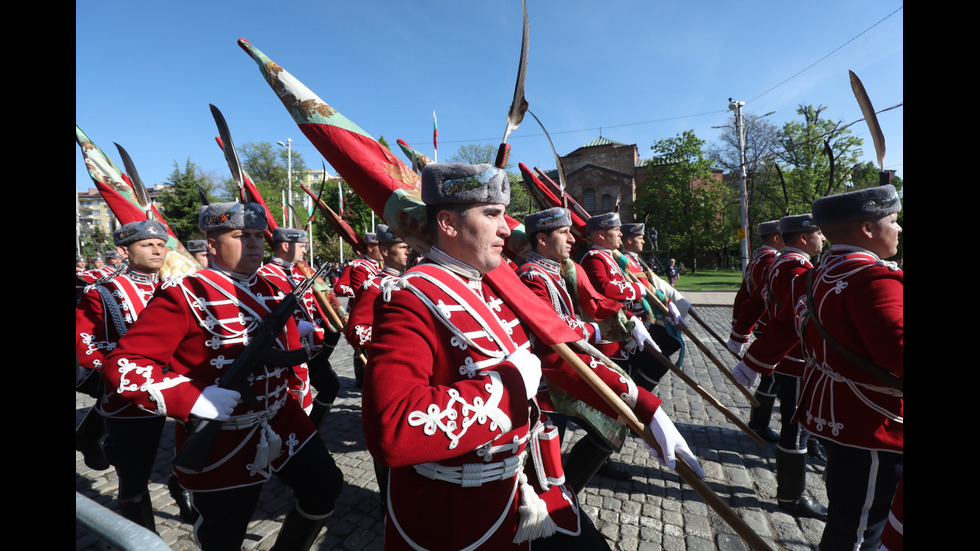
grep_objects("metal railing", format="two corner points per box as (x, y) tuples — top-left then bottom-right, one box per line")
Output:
(75, 492), (171, 551)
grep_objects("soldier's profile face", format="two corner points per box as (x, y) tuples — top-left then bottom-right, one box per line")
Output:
(444, 203), (510, 274)
(868, 213), (902, 258)
(537, 226), (574, 262)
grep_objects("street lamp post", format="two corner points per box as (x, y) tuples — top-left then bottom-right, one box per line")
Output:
(277, 139), (293, 228)
(729, 99), (750, 276)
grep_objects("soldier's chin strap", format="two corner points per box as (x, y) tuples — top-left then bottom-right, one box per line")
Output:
(803, 269), (903, 393)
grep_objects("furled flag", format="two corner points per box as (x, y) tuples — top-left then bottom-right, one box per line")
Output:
(338, 181), (344, 218)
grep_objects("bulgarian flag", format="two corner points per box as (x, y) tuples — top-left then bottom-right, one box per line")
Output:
(396, 138), (432, 174)
(76, 125), (200, 277)
(237, 39), (584, 345)
(432, 111), (438, 162)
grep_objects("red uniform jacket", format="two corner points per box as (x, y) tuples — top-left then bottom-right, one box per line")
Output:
(335, 257), (381, 297)
(742, 247), (813, 378)
(76, 267), (161, 418)
(102, 267), (316, 491)
(580, 247), (646, 361)
(344, 267), (402, 350)
(517, 253), (662, 431)
(730, 246), (777, 343)
(362, 259), (581, 550)
(794, 246), (903, 452)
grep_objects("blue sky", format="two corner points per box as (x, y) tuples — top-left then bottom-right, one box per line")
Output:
(76, 1), (903, 195)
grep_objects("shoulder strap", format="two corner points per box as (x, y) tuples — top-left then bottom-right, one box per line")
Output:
(804, 270), (903, 392)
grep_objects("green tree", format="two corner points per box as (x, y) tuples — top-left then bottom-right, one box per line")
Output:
(221, 142), (309, 227)
(634, 130), (728, 273)
(157, 159), (216, 243)
(759, 104), (864, 218)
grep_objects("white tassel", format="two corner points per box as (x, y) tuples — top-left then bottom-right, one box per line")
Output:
(513, 471), (558, 543)
(265, 423), (282, 461)
(254, 428), (270, 471)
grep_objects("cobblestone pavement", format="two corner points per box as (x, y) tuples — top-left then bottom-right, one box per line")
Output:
(76, 291), (828, 550)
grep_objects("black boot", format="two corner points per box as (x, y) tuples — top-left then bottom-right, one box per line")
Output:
(373, 460), (389, 514)
(562, 434), (615, 494)
(747, 394), (780, 443)
(775, 449), (827, 520)
(597, 459), (632, 481)
(117, 490), (157, 534)
(807, 438), (829, 465)
(167, 474), (198, 524)
(271, 504), (331, 551)
(75, 407), (110, 471)
(308, 400), (332, 430)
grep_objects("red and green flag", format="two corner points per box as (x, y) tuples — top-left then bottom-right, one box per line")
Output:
(76, 125), (200, 277)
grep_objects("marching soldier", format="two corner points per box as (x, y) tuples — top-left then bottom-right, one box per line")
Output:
(796, 185), (902, 550)
(344, 223), (413, 509)
(257, 227), (342, 428)
(619, 222), (690, 359)
(75, 220), (175, 531)
(579, 213), (684, 392)
(517, 207), (691, 491)
(335, 232), (382, 298)
(335, 231), (382, 387)
(728, 220), (783, 443)
(103, 202), (344, 551)
(732, 213), (828, 519)
(344, 224), (412, 354)
(362, 164), (701, 550)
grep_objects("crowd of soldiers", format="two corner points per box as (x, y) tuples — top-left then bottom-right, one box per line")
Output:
(76, 160), (902, 551)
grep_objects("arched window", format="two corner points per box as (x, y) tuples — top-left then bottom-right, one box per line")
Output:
(583, 188), (596, 213)
(601, 194), (613, 212)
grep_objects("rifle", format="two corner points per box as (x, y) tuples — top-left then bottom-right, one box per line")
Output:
(174, 261), (332, 473)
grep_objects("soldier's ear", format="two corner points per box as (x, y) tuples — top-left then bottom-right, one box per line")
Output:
(116, 246), (129, 260)
(436, 210), (458, 238)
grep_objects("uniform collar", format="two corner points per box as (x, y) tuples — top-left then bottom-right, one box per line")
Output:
(209, 260), (256, 282)
(124, 266), (159, 285)
(270, 256), (293, 270)
(526, 251), (561, 275)
(426, 246), (482, 284)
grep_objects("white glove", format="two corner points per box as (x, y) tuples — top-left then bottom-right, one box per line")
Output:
(297, 320), (323, 353)
(646, 408), (705, 478)
(677, 297), (695, 316)
(505, 348), (542, 400)
(297, 320), (316, 339)
(732, 361), (759, 388)
(726, 338), (746, 356)
(190, 385), (241, 421)
(667, 301), (687, 328)
(631, 321), (661, 353)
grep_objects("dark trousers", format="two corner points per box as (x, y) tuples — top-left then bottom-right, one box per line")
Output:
(103, 416), (167, 501)
(309, 331), (341, 405)
(533, 509), (612, 550)
(820, 441), (903, 551)
(625, 323), (682, 391)
(774, 373), (809, 452)
(192, 432), (344, 551)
